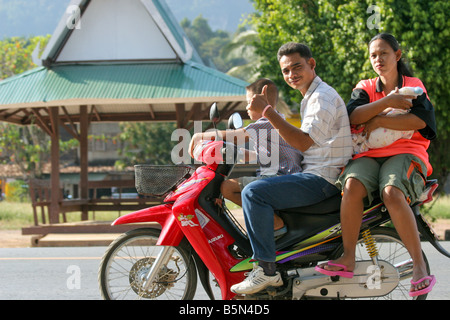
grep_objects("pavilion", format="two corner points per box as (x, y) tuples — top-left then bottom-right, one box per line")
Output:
(0, 0), (249, 231)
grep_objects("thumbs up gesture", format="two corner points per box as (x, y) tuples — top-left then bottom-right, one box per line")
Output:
(247, 85), (272, 117)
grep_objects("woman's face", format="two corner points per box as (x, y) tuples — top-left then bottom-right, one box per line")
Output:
(369, 39), (401, 77)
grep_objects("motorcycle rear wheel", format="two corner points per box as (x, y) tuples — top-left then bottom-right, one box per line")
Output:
(99, 228), (197, 300)
(341, 226), (430, 300)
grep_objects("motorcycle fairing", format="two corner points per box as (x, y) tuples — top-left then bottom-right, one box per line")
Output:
(111, 165), (217, 246)
(111, 204), (185, 247)
(230, 232), (342, 272)
(171, 166), (244, 299)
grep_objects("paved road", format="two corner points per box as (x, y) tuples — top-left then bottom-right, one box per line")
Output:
(0, 242), (449, 300)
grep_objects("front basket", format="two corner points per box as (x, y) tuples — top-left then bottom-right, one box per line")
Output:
(134, 165), (193, 197)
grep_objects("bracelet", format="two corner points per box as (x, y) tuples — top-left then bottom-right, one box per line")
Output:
(262, 105), (273, 118)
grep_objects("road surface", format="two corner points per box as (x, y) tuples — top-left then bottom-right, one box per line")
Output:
(0, 242), (448, 300)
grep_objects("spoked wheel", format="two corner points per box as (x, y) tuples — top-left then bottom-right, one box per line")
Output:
(351, 227), (430, 300)
(99, 228), (197, 300)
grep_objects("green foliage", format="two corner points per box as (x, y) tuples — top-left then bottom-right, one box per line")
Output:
(250, 0), (450, 181)
(181, 15), (256, 76)
(0, 123), (50, 178)
(250, 0), (378, 105)
(222, 29), (261, 82)
(5, 179), (28, 202)
(0, 123), (79, 179)
(0, 35), (50, 79)
(116, 122), (178, 167)
(0, 35), (78, 180)
(181, 15), (232, 71)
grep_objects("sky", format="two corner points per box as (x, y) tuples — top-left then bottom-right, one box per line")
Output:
(0, 0), (255, 38)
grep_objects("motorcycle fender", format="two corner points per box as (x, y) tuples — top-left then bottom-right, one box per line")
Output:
(173, 199), (231, 299)
(112, 204), (184, 247)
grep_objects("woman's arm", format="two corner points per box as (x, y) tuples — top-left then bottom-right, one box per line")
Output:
(364, 113), (426, 139)
(350, 93), (414, 125)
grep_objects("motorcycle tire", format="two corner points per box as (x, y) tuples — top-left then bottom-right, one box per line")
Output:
(335, 226), (430, 300)
(98, 228), (197, 300)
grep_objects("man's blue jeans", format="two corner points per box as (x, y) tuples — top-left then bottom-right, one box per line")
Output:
(241, 172), (339, 262)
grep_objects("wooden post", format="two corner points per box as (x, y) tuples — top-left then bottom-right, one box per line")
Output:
(79, 105), (89, 220)
(49, 107), (60, 224)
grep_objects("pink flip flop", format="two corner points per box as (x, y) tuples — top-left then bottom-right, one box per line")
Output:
(315, 261), (354, 279)
(409, 275), (436, 297)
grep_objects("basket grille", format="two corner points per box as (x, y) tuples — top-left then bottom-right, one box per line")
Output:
(134, 165), (193, 197)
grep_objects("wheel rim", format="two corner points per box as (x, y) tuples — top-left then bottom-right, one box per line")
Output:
(102, 235), (192, 300)
(354, 232), (429, 300)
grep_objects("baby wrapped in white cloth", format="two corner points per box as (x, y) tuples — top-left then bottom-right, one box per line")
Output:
(352, 87), (423, 154)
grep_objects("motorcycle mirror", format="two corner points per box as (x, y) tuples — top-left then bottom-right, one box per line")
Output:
(209, 103), (220, 124)
(228, 112), (243, 130)
(209, 103), (221, 140)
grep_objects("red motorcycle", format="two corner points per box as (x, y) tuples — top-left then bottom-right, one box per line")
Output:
(98, 104), (449, 300)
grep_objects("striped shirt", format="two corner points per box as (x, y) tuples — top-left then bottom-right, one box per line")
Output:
(245, 114), (303, 176)
(300, 76), (353, 184)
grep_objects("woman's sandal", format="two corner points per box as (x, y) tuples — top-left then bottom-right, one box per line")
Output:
(409, 275), (436, 297)
(315, 261), (354, 279)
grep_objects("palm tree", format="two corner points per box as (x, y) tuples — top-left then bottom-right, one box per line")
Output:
(222, 29), (260, 82)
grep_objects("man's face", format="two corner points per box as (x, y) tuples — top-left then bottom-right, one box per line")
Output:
(279, 52), (316, 95)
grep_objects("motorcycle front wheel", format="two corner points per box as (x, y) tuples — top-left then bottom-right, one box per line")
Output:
(98, 228), (197, 300)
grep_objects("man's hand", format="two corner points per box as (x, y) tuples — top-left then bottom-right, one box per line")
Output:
(247, 85), (270, 114)
(188, 133), (204, 158)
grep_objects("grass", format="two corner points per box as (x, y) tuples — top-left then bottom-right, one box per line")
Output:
(0, 201), (128, 230)
(0, 194), (449, 230)
(423, 194), (450, 220)
(0, 201), (34, 229)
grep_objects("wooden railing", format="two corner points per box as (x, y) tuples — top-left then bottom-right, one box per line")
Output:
(28, 178), (160, 226)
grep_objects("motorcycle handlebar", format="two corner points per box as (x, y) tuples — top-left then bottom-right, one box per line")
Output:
(193, 140), (242, 165)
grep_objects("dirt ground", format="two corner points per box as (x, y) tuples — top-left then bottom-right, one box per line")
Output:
(430, 219), (450, 241)
(0, 230), (34, 248)
(0, 219), (449, 248)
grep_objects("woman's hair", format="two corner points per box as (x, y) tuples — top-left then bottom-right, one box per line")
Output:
(369, 33), (413, 77)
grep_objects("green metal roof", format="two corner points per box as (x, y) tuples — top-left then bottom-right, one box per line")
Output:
(0, 61), (248, 108)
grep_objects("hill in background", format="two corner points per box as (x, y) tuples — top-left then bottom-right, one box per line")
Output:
(0, 0), (254, 39)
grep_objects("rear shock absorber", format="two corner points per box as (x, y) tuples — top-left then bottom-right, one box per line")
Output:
(361, 229), (379, 260)
(361, 229), (382, 289)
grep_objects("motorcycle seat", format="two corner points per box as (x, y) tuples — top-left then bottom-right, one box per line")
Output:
(278, 193), (342, 215)
(276, 180), (437, 217)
